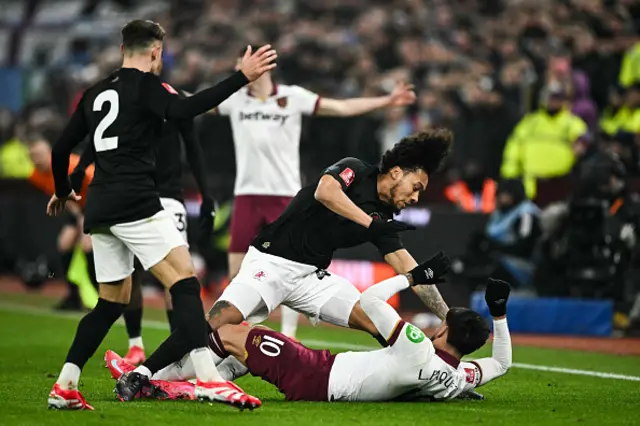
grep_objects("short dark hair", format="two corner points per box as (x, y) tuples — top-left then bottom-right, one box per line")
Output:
(446, 308), (490, 356)
(379, 128), (452, 175)
(121, 20), (166, 51)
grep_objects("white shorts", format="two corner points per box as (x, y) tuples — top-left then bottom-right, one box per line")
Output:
(160, 197), (188, 244)
(91, 210), (186, 283)
(217, 247), (361, 327)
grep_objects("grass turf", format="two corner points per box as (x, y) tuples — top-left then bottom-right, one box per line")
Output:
(0, 296), (639, 425)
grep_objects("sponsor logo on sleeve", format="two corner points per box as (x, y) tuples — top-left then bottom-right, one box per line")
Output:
(161, 82), (179, 94)
(406, 324), (425, 343)
(339, 168), (355, 187)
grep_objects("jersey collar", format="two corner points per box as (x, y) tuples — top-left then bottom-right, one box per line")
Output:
(247, 83), (278, 99)
(435, 349), (460, 368)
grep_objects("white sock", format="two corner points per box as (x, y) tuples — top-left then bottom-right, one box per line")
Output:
(190, 347), (224, 382)
(281, 306), (300, 338)
(56, 363), (81, 390)
(217, 356), (249, 382)
(153, 353), (194, 381)
(129, 336), (144, 349)
(133, 365), (152, 379)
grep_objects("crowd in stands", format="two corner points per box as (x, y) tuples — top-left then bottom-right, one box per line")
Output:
(2, 0), (640, 208)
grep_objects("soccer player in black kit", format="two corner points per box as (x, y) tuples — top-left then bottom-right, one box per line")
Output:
(70, 84), (215, 366)
(115, 129), (456, 401)
(46, 19), (276, 410)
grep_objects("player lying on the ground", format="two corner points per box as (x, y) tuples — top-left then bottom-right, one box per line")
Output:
(106, 277), (512, 402)
(114, 130), (455, 402)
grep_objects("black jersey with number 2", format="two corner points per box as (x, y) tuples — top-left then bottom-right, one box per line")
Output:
(252, 157), (404, 269)
(51, 68), (248, 232)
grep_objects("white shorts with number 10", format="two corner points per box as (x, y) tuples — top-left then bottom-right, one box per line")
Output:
(161, 197), (189, 244)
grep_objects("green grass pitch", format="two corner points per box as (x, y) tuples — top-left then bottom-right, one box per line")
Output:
(0, 293), (639, 426)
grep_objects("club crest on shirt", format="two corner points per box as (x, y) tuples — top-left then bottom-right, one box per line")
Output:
(276, 97), (288, 108)
(161, 82), (178, 94)
(253, 270), (268, 282)
(339, 168), (355, 187)
(464, 367), (477, 384)
(370, 212), (381, 220)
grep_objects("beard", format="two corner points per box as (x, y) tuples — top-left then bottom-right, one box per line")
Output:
(388, 183), (402, 214)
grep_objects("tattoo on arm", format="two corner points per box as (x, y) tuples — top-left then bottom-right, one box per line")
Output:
(412, 285), (449, 320)
(207, 300), (231, 319)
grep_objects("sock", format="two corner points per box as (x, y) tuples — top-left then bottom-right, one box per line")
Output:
(207, 326), (229, 365)
(169, 277), (223, 382)
(280, 306), (300, 338)
(166, 309), (176, 332)
(123, 308), (143, 341)
(217, 356), (249, 382)
(62, 298), (125, 385)
(129, 336), (144, 349)
(152, 353), (194, 381)
(142, 330), (189, 375)
(55, 362), (82, 390)
(133, 365), (152, 379)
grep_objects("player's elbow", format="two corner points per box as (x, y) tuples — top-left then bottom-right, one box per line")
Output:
(314, 177), (340, 203)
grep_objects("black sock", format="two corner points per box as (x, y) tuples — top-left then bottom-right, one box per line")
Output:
(143, 329), (189, 374)
(169, 277), (208, 350)
(60, 251), (78, 298)
(65, 298), (125, 369)
(166, 309), (176, 333)
(142, 277), (205, 375)
(123, 308), (143, 339)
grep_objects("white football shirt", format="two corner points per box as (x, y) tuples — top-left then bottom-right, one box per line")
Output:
(327, 321), (481, 402)
(218, 84), (320, 197)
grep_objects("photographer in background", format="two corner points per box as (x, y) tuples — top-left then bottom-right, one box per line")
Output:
(536, 153), (640, 326)
(452, 179), (541, 294)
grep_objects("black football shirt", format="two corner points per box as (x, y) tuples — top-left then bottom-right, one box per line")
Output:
(252, 157), (404, 269)
(51, 68), (247, 231)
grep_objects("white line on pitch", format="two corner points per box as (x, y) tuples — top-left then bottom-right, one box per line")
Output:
(1, 302), (639, 382)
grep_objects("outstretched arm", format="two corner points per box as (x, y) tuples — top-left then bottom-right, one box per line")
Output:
(471, 317), (512, 386)
(384, 249), (449, 320)
(316, 82), (415, 117)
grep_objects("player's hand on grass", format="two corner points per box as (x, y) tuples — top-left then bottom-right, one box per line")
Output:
(485, 278), (511, 318)
(368, 218), (416, 237)
(409, 251), (451, 285)
(47, 191), (82, 216)
(388, 82), (417, 107)
(240, 45), (278, 82)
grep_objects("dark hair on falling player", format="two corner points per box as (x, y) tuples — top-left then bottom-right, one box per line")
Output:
(379, 128), (453, 176)
(121, 19), (166, 52)
(445, 307), (490, 356)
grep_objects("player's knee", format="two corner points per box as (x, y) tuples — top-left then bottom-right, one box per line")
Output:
(207, 300), (245, 329)
(99, 277), (132, 304)
(348, 302), (378, 336)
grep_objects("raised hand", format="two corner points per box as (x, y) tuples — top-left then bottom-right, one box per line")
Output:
(239, 45), (278, 82)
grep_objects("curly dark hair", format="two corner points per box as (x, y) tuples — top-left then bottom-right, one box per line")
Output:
(379, 128), (453, 175)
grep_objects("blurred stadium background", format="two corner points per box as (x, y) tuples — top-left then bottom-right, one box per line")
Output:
(3, 0), (640, 342)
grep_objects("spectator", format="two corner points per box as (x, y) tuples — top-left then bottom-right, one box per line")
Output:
(500, 84), (588, 198)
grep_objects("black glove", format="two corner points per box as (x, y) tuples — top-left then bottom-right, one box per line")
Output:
(69, 168), (86, 194)
(368, 218), (416, 238)
(198, 197), (216, 241)
(409, 251), (451, 285)
(485, 278), (511, 317)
